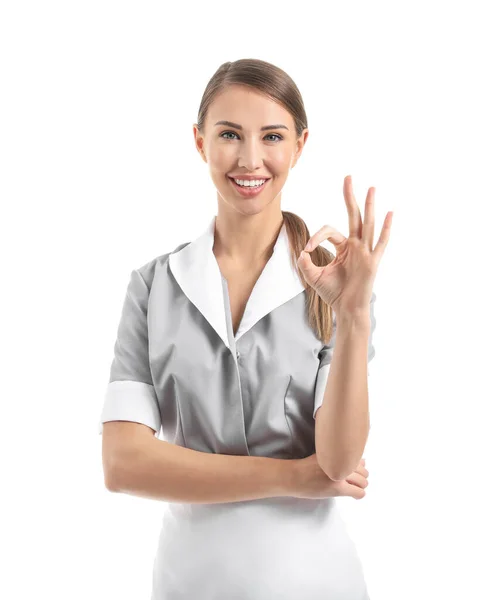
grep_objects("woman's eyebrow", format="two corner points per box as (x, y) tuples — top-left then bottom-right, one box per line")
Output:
(214, 120), (289, 131)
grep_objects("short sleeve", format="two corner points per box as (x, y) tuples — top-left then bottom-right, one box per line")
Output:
(97, 269), (162, 435)
(313, 292), (376, 420)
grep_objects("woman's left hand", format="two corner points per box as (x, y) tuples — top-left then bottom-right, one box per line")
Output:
(297, 175), (393, 315)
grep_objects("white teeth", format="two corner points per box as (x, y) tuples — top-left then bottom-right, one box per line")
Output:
(233, 178), (266, 187)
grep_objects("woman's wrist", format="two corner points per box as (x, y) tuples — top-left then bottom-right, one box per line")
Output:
(334, 307), (371, 332)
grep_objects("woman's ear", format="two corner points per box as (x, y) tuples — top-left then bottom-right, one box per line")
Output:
(193, 124), (208, 163)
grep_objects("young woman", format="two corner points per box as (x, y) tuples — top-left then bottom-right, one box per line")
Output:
(99, 58), (393, 600)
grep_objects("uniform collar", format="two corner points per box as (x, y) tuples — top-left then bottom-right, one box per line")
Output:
(168, 215), (306, 350)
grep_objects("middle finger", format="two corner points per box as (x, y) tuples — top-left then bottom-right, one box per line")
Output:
(344, 175), (363, 239)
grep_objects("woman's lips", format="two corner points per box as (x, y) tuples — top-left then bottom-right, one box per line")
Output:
(228, 176), (270, 197)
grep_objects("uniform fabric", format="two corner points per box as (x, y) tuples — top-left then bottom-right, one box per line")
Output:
(98, 214), (376, 599)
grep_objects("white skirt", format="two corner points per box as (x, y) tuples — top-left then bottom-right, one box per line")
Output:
(150, 496), (370, 600)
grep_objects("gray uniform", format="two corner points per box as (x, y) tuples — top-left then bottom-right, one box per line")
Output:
(98, 214), (376, 600)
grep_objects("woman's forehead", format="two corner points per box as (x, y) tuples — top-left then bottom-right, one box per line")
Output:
(206, 87), (293, 128)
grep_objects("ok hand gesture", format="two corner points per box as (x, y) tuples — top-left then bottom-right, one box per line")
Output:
(297, 175), (393, 315)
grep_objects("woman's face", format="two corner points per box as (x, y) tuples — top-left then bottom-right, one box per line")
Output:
(193, 84), (308, 215)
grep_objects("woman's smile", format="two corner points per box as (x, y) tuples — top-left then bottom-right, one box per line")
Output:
(227, 176), (271, 197)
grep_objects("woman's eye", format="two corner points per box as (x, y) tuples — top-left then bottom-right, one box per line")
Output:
(220, 131), (238, 140)
(220, 131), (283, 142)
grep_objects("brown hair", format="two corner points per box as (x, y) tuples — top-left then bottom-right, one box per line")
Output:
(196, 58), (335, 345)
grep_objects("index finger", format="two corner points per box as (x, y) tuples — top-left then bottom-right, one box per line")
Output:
(304, 224), (346, 252)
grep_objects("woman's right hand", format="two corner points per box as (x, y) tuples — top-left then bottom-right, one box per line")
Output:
(290, 453), (369, 500)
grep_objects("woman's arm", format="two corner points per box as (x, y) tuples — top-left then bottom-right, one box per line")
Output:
(105, 422), (297, 504)
(315, 309), (371, 482)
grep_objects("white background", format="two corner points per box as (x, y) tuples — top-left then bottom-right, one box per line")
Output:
(2, 1), (481, 598)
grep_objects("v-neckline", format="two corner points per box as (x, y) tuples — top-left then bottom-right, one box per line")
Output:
(220, 275), (238, 339)
(167, 214), (306, 351)
(217, 254), (274, 341)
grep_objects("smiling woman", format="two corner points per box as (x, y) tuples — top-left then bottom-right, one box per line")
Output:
(99, 58), (376, 600)
(192, 65), (337, 347)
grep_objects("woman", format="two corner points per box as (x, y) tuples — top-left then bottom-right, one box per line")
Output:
(99, 58), (393, 599)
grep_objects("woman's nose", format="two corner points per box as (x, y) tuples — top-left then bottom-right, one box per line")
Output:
(237, 142), (265, 171)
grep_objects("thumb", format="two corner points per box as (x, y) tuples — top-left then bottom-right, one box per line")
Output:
(297, 250), (323, 286)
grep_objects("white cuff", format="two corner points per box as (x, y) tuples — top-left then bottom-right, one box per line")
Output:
(98, 380), (162, 435)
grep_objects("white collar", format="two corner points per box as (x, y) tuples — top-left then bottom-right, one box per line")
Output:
(168, 215), (306, 350)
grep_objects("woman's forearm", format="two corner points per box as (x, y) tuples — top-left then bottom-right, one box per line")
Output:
(315, 310), (371, 481)
(108, 436), (297, 504)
